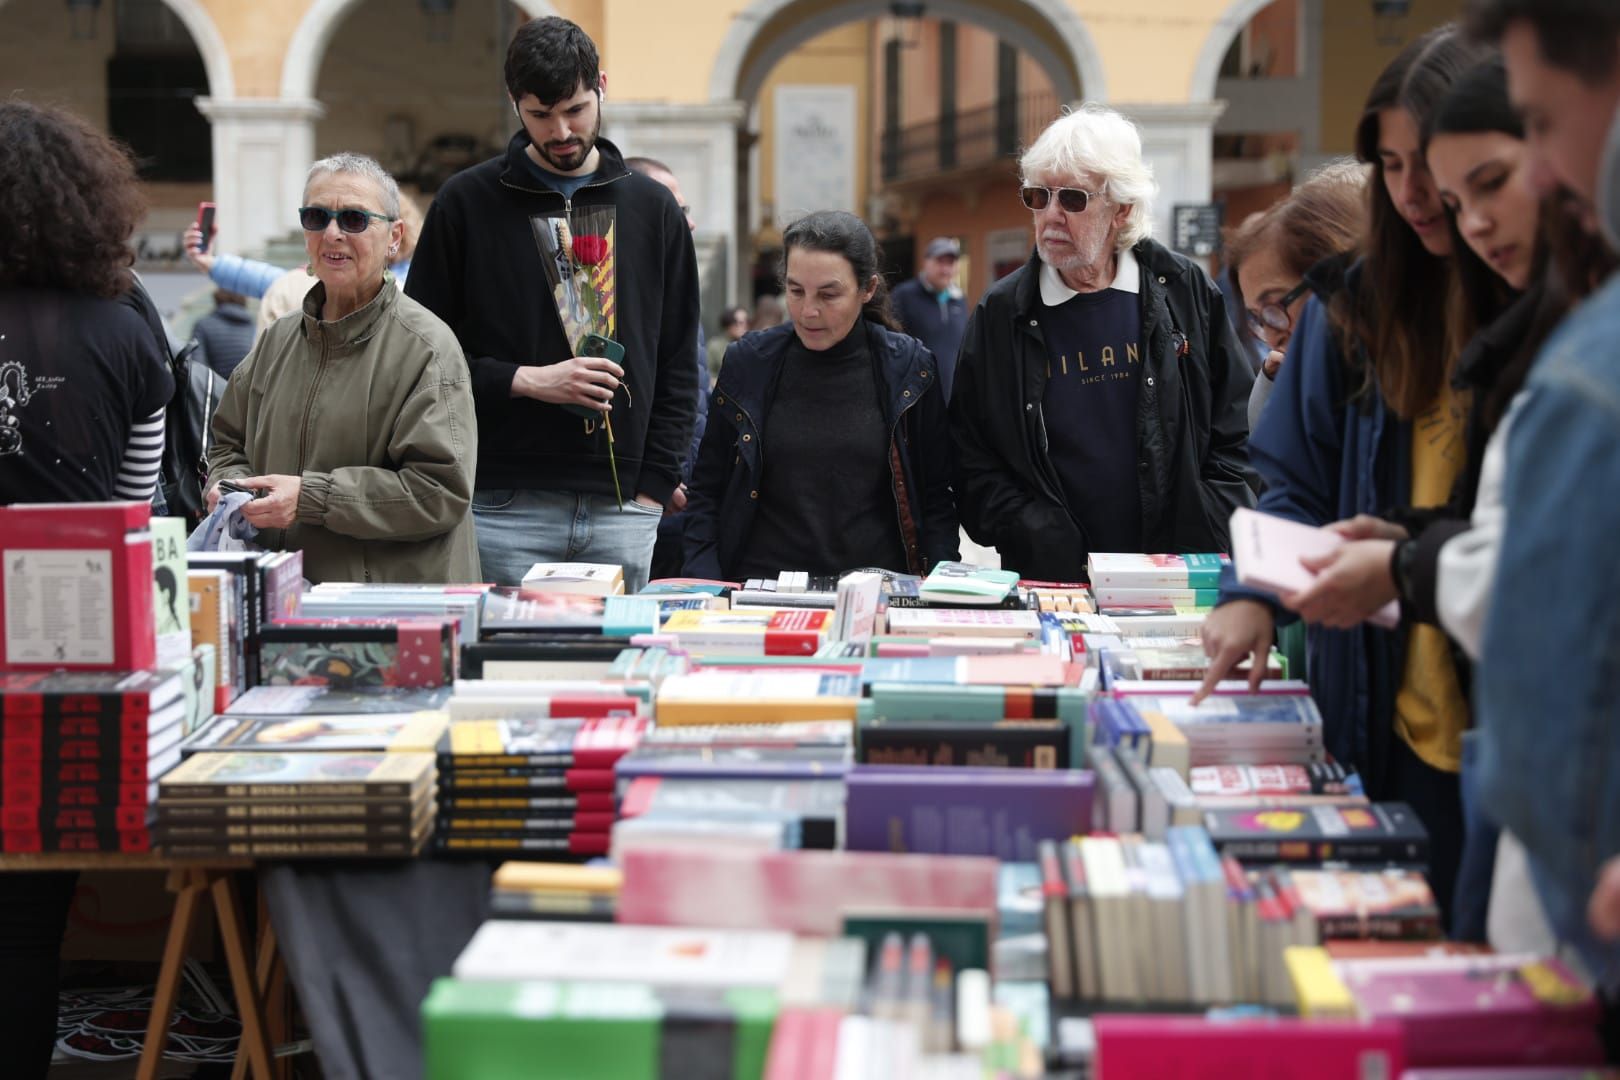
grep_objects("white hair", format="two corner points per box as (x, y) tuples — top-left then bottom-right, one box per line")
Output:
(1020, 104), (1158, 250)
(304, 152), (401, 219)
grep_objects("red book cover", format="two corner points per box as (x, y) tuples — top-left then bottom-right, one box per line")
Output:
(0, 503), (155, 671)
(3, 826), (151, 854)
(2, 804), (149, 831)
(764, 609), (830, 656)
(764, 1007), (844, 1080)
(1093, 1016), (1405, 1078)
(570, 715), (647, 767)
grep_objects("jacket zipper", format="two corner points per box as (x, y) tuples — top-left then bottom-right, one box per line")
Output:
(888, 388), (926, 570)
(296, 327), (330, 478)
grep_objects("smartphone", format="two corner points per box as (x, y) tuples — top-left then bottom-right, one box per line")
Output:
(196, 202), (216, 253)
(217, 479), (266, 500)
(566, 334), (627, 419)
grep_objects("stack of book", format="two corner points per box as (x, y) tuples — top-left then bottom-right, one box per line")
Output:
(1286, 949), (1606, 1068)
(1093, 690), (1326, 768)
(520, 562), (626, 596)
(154, 749), (436, 857)
(434, 714), (645, 859)
(187, 549), (304, 687)
(858, 675), (1089, 771)
(488, 861), (621, 921)
(0, 670), (189, 853)
(658, 608), (832, 658)
(1037, 827), (1441, 1009)
(654, 669), (862, 725)
(299, 583), (490, 645)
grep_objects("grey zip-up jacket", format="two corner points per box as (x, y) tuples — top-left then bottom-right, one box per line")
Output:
(207, 275), (481, 584)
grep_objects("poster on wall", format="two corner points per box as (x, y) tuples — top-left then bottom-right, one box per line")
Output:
(986, 227), (1033, 281)
(773, 85), (858, 231)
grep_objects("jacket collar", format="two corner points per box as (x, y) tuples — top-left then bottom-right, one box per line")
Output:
(719, 321), (931, 406)
(301, 271), (397, 346)
(1017, 238), (1178, 318)
(1454, 281), (1538, 392)
(499, 131), (631, 195)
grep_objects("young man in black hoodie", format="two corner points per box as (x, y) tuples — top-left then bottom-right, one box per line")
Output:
(406, 16), (699, 592)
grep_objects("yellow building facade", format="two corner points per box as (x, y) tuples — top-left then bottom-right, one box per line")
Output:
(2, 0), (1461, 306)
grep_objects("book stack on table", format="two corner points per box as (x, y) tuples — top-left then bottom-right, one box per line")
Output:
(0, 669), (190, 853)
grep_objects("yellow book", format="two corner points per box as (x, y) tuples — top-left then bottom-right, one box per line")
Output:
(654, 671), (859, 725)
(1285, 945), (1356, 1018)
(492, 862), (622, 895)
(1139, 709), (1190, 779)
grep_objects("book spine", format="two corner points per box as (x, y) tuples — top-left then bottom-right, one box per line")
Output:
(159, 780), (420, 800)
(3, 828), (151, 854)
(858, 725), (1068, 769)
(155, 800), (414, 821)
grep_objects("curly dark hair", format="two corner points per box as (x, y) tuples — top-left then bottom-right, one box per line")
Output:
(0, 101), (145, 298)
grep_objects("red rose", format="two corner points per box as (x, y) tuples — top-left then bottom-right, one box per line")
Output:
(572, 234), (608, 266)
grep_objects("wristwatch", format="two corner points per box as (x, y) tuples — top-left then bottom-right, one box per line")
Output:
(1390, 538), (1419, 607)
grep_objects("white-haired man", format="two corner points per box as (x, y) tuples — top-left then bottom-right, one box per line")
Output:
(948, 105), (1255, 580)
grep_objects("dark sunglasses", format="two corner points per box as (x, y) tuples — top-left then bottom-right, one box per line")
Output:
(298, 206), (396, 234)
(1245, 280), (1312, 335)
(1019, 186), (1102, 214)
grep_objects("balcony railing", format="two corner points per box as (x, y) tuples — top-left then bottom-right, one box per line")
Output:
(881, 90), (1060, 184)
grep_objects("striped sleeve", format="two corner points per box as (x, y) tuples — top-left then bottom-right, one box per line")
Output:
(115, 409), (166, 501)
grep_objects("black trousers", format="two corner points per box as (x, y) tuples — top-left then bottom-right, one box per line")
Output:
(0, 871), (77, 1079)
(1387, 736), (1464, 934)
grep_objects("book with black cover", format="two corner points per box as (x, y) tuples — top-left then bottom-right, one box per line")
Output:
(857, 720), (1071, 769)
(438, 716), (645, 770)
(438, 792), (614, 814)
(1204, 802), (1429, 865)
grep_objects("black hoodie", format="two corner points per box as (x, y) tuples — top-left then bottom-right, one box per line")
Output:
(406, 133), (699, 504)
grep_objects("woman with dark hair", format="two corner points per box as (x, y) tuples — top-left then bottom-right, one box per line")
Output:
(1256, 56), (1617, 941)
(0, 100), (175, 1080)
(1198, 25), (1487, 924)
(684, 210), (959, 579)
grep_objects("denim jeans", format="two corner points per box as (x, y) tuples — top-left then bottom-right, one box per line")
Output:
(1452, 730), (1500, 943)
(472, 489), (663, 593)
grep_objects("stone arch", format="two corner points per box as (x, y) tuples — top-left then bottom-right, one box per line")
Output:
(279, 0), (558, 101)
(707, 0), (1107, 107)
(0, 0), (235, 97)
(1188, 0), (1280, 102)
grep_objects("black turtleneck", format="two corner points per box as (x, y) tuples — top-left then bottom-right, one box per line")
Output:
(733, 322), (908, 578)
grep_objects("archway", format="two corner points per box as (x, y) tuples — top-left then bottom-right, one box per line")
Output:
(709, 0), (1103, 106)
(281, 0), (556, 102)
(697, 0), (1104, 305)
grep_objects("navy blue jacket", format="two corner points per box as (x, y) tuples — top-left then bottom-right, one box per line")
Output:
(1217, 258), (1412, 793)
(891, 276), (966, 401)
(683, 321), (960, 580)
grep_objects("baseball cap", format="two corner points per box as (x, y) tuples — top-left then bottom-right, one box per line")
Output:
(924, 237), (961, 260)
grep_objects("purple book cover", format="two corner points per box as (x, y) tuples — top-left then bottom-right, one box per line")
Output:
(844, 764), (1094, 861)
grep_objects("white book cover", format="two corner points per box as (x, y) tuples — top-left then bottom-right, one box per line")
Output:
(520, 562), (626, 595)
(834, 571), (884, 643)
(1086, 553), (1227, 589)
(452, 920), (796, 987)
(1229, 508), (1398, 628)
(883, 607), (1042, 640)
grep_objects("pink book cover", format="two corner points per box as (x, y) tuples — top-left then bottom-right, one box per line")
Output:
(617, 847), (998, 936)
(1230, 508), (1399, 629)
(1346, 957), (1604, 1067)
(763, 1007), (844, 1080)
(1093, 1016), (1405, 1078)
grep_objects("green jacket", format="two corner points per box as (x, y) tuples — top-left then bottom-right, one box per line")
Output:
(207, 275), (481, 585)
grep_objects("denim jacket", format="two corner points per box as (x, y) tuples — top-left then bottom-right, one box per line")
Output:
(1478, 273), (1620, 989)
(1215, 259), (1413, 795)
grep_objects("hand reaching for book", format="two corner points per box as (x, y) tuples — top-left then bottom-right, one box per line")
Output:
(1193, 599), (1275, 703)
(513, 356), (623, 411)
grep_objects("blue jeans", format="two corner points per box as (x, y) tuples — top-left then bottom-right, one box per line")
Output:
(471, 489), (663, 593)
(1452, 730), (1500, 943)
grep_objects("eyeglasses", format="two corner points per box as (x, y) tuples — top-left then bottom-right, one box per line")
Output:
(1019, 186), (1102, 214)
(298, 206), (396, 234)
(1245, 280), (1312, 336)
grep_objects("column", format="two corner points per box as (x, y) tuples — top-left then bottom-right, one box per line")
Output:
(603, 101), (749, 312)
(1116, 102), (1228, 248)
(194, 97), (326, 260)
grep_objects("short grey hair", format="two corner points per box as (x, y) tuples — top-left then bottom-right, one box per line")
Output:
(304, 152), (400, 219)
(1020, 104), (1158, 250)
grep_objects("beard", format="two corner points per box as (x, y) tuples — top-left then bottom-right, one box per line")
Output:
(1036, 228), (1112, 276)
(535, 110), (601, 173)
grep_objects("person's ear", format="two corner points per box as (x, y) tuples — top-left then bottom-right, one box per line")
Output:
(388, 219), (405, 260)
(861, 276), (879, 304)
(598, 72), (607, 102)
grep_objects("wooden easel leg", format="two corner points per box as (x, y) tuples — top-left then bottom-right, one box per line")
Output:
(233, 914), (288, 1080)
(135, 869), (205, 1080)
(212, 874), (275, 1080)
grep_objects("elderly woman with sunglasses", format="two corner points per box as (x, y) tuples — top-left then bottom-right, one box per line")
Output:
(1225, 160), (1369, 432)
(204, 152), (480, 584)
